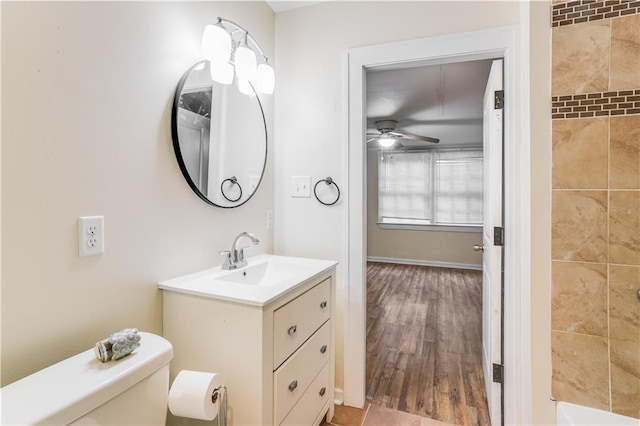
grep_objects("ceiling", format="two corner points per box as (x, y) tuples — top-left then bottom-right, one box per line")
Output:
(265, 0), (327, 13)
(366, 59), (494, 149)
(263, 2), (492, 150)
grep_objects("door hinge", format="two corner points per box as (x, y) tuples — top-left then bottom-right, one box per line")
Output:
(494, 226), (504, 246)
(494, 90), (504, 110)
(493, 363), (504, 384)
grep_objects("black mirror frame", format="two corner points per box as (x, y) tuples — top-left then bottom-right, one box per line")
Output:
(170, 60), (268, 208)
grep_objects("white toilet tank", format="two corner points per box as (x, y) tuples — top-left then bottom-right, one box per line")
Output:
(1, 331), (173, 425)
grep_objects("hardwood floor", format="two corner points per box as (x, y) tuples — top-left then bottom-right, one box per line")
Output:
(322, 403), (454, 426)
(366, 262), (490, 426)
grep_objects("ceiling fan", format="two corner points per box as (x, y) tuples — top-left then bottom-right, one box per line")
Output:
(367, 119), (439, 148)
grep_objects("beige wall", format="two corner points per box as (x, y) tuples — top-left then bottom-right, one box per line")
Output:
(366, 149), (483, 267)
(273, 0), (521, 396)
(550, 1), (640, 417)
(1, 1), (275, 385)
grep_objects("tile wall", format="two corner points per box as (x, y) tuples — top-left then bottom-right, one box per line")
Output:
(551, 0), (640, 418)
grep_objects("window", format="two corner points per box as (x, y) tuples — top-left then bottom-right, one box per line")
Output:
(378, 149), (483, 229)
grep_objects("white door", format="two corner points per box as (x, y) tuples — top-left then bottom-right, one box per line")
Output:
(481, 59), (503, 426)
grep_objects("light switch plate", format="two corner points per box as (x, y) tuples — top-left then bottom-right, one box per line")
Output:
(266, 210), (273, 230)
(291, 176), (311, 198)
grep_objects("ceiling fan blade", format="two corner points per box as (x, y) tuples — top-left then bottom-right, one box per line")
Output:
(367, 137), (378, 143)
(390, 131), (440, 144)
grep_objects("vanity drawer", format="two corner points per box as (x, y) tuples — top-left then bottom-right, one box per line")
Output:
(279, 363), (330, 426)
(273, 278), (330, 369)
(274, 321), (330, 424)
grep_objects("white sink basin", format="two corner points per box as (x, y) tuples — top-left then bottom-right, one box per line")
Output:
(159, 254), (337, 306)
(218, 261), (315, 286)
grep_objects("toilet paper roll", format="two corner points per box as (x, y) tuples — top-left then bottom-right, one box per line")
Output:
(168, 370), (223, 421)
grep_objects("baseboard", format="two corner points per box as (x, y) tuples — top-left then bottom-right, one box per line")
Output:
(367, 256), (482, 271)
(334, 388), (344, 405)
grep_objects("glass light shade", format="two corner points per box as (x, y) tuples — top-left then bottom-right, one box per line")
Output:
(234, 44), (257, 82)
(202, 23), (231, 62)
(255, 63), (275, 94)
(378, 136), (396, 147)
(238, 78), (256, 97)
(210, 60), (234, 85)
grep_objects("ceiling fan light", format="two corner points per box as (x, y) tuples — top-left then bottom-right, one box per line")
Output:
(202, 23), (231, 62)
(378, 136), (396, 147)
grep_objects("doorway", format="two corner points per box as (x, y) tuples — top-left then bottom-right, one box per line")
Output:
(363, 57), (502, 425)
(343, 26), (531, 426)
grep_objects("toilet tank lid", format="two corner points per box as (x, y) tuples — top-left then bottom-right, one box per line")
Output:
(1, 332), (173, 426)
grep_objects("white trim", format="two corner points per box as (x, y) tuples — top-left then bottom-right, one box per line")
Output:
(512, 4), (533, 424)
(334, 388), (344, 406)
(345, 24), (532, 425)
(367, 256), (482, 271)
(377, 223), (482, 233)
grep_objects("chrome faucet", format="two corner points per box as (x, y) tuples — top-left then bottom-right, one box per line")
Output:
(220, 232), (260, 270)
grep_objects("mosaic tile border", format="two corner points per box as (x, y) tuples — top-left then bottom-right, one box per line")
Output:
(552, 90), (640, 119)
(552, 0), (640, 27)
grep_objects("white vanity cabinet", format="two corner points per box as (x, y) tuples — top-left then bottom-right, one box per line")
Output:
(161, 261), (336, 426)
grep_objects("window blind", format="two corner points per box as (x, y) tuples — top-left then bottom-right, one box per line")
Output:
(378, 149), (483, 227)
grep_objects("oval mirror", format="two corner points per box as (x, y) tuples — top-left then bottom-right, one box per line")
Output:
(171, 60), (267, 208)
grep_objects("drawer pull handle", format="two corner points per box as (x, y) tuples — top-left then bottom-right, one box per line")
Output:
(289, 380), (298, 392)
(320, 345), (327, 354)
(320, 301), (328, 309)
(319, 387), (326, 397)
(288, 325), (297, 336)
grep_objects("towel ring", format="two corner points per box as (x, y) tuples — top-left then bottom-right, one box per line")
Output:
(221, 176), (242, 202)
(313, 177), (340, 206)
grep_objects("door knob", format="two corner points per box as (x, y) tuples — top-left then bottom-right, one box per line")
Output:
(474, 244), (484, 252)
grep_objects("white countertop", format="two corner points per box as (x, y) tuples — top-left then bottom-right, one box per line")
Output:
(158, 254), (337, 306)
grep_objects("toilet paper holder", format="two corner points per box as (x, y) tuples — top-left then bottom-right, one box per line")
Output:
(168, 370), (226, 424)
(213, 385), (227, 426)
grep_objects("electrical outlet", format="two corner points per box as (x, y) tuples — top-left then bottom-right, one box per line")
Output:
(79, 216), (104, 257)
(291, 176), (311, 198)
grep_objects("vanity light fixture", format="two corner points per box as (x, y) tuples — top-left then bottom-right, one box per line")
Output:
(202, 17), (274, 95)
